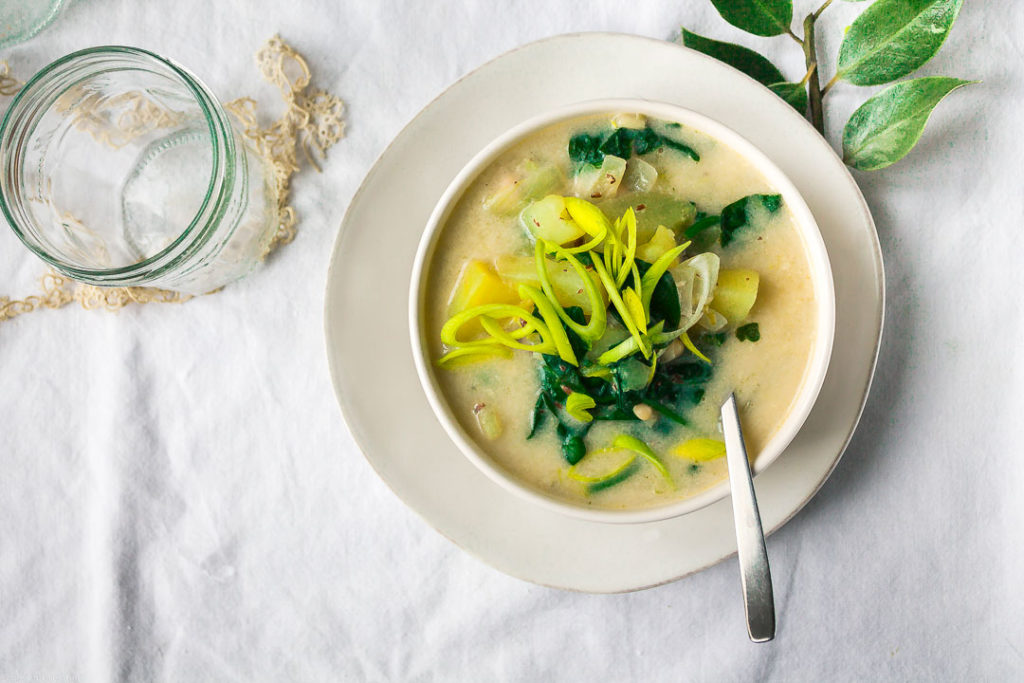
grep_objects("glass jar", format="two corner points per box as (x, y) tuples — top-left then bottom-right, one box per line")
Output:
(0, 46), (277, 295)
(0, 0), (66, 49)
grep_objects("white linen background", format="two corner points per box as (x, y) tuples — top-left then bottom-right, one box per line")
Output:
(1, 0), (1020, 680)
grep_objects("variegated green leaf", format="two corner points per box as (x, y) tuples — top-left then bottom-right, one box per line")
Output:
(842, 76), (974, 171)
(837, 0), (964, 86)
(709, 0), (793, 38)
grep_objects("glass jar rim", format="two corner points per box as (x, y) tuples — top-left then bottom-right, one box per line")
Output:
(0, 45), (233, 281)
(0, 0), (66, 50)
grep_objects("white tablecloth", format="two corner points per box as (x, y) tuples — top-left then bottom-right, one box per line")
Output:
(2, 1), (1021, 680)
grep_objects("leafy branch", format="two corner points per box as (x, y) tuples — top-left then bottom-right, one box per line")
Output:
(684, 0), (974, 170)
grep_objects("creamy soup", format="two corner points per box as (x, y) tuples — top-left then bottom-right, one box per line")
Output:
(425, 113), (817, 510)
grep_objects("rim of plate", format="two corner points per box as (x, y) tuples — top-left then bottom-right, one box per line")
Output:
(409, 97), (835, 525)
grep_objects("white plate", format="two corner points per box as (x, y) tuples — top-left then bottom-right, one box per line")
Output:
(324, 32), (884, 593)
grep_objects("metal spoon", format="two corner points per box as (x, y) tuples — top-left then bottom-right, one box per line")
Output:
(721, 392), (776, 643)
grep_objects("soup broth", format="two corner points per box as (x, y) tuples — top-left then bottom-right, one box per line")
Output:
(424, 113), (817, 511)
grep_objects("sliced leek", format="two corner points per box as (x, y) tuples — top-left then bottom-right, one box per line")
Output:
(441, 303), (546, 348)
(568, 448), (637, 484)
(612, 434), (674, 488)
(671, 438), (726, 462)
(436, 344), (513, 368)
(518, 284), (578, 366)
(565, 392), (597, 423)
(681, 331), (711, 364)
(535, 240), (606, 343)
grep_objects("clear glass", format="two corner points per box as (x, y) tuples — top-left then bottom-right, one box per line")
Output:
(0, 46), (277, 294)
(0, 0), (65, 49)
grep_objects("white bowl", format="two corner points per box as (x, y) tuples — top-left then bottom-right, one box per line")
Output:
(409, 98), (835, 525)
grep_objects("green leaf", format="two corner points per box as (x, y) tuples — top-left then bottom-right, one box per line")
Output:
(836, 0), (964, 86)
(709, 0), (793, 37)
(842, 76), (974, 171)
(633, 260), (680, 330)
(568, 133), (604, 166)
(720, 194), (782, 247)
(767, 82), (808, 114)
(568, 126), (699, 170)
(681, 28), (784, 86)
(736, 322), (761, 342)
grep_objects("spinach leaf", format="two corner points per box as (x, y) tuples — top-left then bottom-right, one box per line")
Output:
(660, 137), (700, 161)
(644, 399), (689, 426)
(562, 306), (590, 360)
(719, 193), (782, 247)
(532, 364), (594, 463)
(528, 319), (603, 462)
(598, 127), (635, 159)
(527, 393), (548, 439)
(631, 127), (663, 155)
(736, 322), (761, 342)
(568, 133), (605, 167)
(557, 422), (587, 465)
(633, 260), (681, 330)
(703, 331), (728, 347)
(683, 214), (721, 239)
(645, 360), (712, 413)
(587, 460), (640, 493)
(567, 125), (700, 171)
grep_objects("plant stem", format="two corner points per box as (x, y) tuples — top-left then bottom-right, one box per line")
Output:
(821, 72), (841, 95)
(802, 13), (825, 135)
(785, 27), (804, 46)
(800, 62), (817, 87)
(812, 0), (835, 21)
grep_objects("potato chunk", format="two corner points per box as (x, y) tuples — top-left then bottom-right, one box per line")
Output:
(520, 195), (585, 245)
(448, 260), (520, 312)
(713, 269), (760, 324)
(493, 255), (606, 313)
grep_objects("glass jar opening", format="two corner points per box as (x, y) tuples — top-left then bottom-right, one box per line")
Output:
(0, 46), (233, 282)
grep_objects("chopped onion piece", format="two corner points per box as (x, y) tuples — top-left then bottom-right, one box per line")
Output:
(622, 157), (658, 192)
(671, 252), (720, 333)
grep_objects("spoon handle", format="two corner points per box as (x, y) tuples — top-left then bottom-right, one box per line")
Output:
(721, 393), (776, 643)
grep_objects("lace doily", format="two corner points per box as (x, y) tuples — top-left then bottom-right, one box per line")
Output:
(0, 36), (345, 323)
